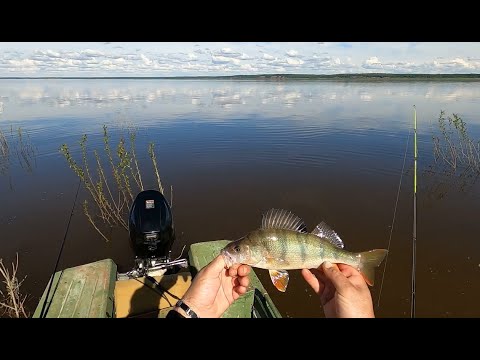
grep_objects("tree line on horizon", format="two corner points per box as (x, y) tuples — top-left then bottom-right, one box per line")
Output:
(1, 73), (480, 80)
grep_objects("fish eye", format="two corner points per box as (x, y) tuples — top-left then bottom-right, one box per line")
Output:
(234, 245), (241, 252)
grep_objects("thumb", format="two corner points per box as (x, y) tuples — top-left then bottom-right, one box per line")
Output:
(203, 254), (227, 275)
(321, 261), (351, 292)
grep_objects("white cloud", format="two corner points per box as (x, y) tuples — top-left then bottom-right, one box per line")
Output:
(7, 58), (39, 72)
(216, 48), (242, 57)
(38, 50), (62, 58)
(82, 49), (104, 57)
(1, 42), (480, 77)
(180, 62), (206, 71)
(360, 55), (480, 74)
(365, 57), (381, 66)
(451, 57), (474, 68)
(286, 58), (304, 66)
(239, 63), (258, 72)
(213, 48), (252, 61)
(239, 53), (253, 60)
(140, 54), (153, 66)
(187, 53), (198, 61)
(211, 55), (240, 65)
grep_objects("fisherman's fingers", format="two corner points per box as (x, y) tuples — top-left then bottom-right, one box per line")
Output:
(205, 254), (228, 275)
(237, 264), (251, 277)
(228, 263), (249, 277)
(337, 263), (360, 277)
(234, 285), (248, 297)
(301, 268), (321, 294)
(321, 261), (352, 294)
(238, 274), (250, 288)
(226, 277), (248, 301)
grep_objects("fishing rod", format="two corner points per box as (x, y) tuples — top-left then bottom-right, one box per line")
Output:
(39, 178), (82, 318)
(411, 105), (418, 318)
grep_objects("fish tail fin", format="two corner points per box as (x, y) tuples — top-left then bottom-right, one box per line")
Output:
(358, 249), (388, 286)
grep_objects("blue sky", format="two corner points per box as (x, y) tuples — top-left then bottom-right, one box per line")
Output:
(1, 42), (479, 77)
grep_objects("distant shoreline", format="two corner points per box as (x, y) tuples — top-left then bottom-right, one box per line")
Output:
(1, 73), (480, 81)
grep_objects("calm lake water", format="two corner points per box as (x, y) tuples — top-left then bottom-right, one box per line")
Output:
(1, 79), (480, 318)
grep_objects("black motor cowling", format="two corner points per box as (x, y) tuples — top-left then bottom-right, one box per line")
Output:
(128, 190), (174, 259)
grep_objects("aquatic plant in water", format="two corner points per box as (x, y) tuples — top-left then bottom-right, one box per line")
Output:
(0, 254), (29, 318)
(432, 110), (480, 173)
(60, 125), (171, 241)
(0, 129), (8, 175)
(0, 126), (37, 176)
(425, 111), (480, 200)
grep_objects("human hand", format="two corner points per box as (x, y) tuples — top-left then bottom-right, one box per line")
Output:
(176, 254), (251, 318)
(301, 261), (375, 318)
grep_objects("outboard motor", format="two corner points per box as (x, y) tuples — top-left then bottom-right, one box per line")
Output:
(129, 189), (174, 260)
(120, 189), (188, 279)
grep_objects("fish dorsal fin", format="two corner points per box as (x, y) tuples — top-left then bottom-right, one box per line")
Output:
(269, 269), (289, 292)
(261, 208), (307, 233)
(311, 221), (344, 248)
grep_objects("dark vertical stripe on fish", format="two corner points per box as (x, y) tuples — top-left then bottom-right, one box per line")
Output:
(318, 238), (325, 258)
(264, 230), (274, 255)
(280, 229), (288, 262)
(299, 232), (307, 265)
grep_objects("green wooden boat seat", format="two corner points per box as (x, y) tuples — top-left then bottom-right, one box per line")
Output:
(33, 259), (117, 318)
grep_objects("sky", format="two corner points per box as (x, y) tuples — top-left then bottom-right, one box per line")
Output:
(0, 42), (479, 77)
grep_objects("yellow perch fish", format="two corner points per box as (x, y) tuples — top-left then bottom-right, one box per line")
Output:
(221, 208), (388, 292)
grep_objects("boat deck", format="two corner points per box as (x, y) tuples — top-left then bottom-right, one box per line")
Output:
(33, 240), (281, 318)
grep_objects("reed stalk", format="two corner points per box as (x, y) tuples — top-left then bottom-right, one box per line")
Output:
(432, 111), (480, 174)
(0, 254), (28, 318)
(0, 126), (37, 175)
(148, 142), (164, 194)
(61, 126), (167, 241)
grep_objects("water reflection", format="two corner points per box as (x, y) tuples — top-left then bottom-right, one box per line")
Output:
(423, 161), (480, 203)
(1, 80), (480, 130)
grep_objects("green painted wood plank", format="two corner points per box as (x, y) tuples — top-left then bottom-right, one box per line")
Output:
(33, 259), (116, 318)
(32, 270), (63, 318)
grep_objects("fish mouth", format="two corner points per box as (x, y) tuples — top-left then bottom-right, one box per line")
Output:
(221, 249), (234, 269)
